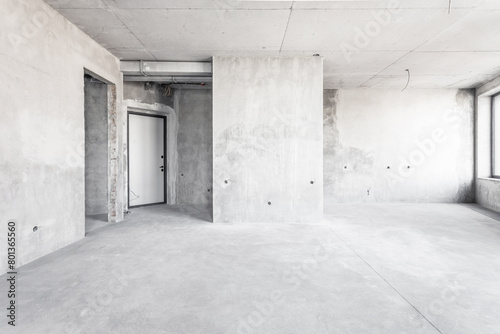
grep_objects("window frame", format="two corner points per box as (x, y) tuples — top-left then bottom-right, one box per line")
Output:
(492, 92), (500, 178)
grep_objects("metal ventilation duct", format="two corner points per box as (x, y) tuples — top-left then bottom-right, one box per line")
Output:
(121, 61), (212, 83)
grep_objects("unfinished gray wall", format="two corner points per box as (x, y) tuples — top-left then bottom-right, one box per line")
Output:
(324, 89), (474, 203)
(123, 81), (174, 109)
(0, 0), (123, 276)
(213, 56), (323, 223)
(84, 76), (108, 215)
(477, 180), (500, 212)
(175, 88), (213, 205)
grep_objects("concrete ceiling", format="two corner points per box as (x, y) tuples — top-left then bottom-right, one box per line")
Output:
(44, 0), (500, 89)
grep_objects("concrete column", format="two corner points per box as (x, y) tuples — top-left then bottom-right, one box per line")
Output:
(212, 56), (323, 223)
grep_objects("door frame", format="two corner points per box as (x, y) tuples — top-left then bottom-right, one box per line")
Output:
(83, 68), (118, 223)
(127, 111), (167, 208)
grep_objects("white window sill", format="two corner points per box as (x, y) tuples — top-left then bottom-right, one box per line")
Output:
(478, 177), (500, 182)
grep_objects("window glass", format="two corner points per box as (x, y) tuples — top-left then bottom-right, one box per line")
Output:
(493, 94), (500, 177)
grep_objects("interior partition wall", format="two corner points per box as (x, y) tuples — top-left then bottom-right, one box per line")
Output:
(212, 56), (323, 223)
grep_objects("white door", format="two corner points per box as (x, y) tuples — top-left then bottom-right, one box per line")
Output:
(128, 113), (165, 206)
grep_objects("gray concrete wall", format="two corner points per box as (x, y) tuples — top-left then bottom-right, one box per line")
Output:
(123, 81), (174, 109)
(176, 89), (213, 205)
(84, 76), (108, 215)
(324, 89), (474, 203)
(477, 179), (500, 212)
(0, 0), (123, 275)
(213, 56), (323, 223)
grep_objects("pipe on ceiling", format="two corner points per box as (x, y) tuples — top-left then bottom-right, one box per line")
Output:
(121, 61), (212, 82)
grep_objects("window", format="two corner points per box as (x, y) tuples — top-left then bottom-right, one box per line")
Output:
(493, 93), (500, 178)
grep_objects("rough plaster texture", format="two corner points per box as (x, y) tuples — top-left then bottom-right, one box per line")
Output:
(123, 81), (174, 109)
(0, 0), (123, 275)
(213, 57), (323, 223)
(84, 76), (108, 215)
(477, 179), (500, 212)
(176, 89), (213, 205)
(324, 89), (474, 203)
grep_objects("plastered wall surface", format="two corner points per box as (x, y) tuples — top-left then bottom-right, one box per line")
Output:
(84, 76), (108, 215)
(213, 56), (323, 223)
(176, 89), (213, 205)
(0, 0), (123, 275)
(324, 89), (474, 203)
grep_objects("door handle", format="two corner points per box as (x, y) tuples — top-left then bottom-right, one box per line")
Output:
(159, 166), (164, 169)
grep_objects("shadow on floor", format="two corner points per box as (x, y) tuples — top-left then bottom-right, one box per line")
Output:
(85, 213), (108, 234)
(128, 204), (213, 223)
(460, 203), (500, 222)
(164, 204), (212, 222)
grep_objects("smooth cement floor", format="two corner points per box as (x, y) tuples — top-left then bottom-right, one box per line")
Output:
(1, 203), (500, 334)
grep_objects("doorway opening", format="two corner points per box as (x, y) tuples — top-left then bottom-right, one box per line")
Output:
(127, 111), (167, 208)
(84, 73), (109, 232)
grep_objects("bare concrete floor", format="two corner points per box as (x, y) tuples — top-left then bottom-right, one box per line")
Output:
(85, 213), (109, 234)
(1, 204), (500, 334)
